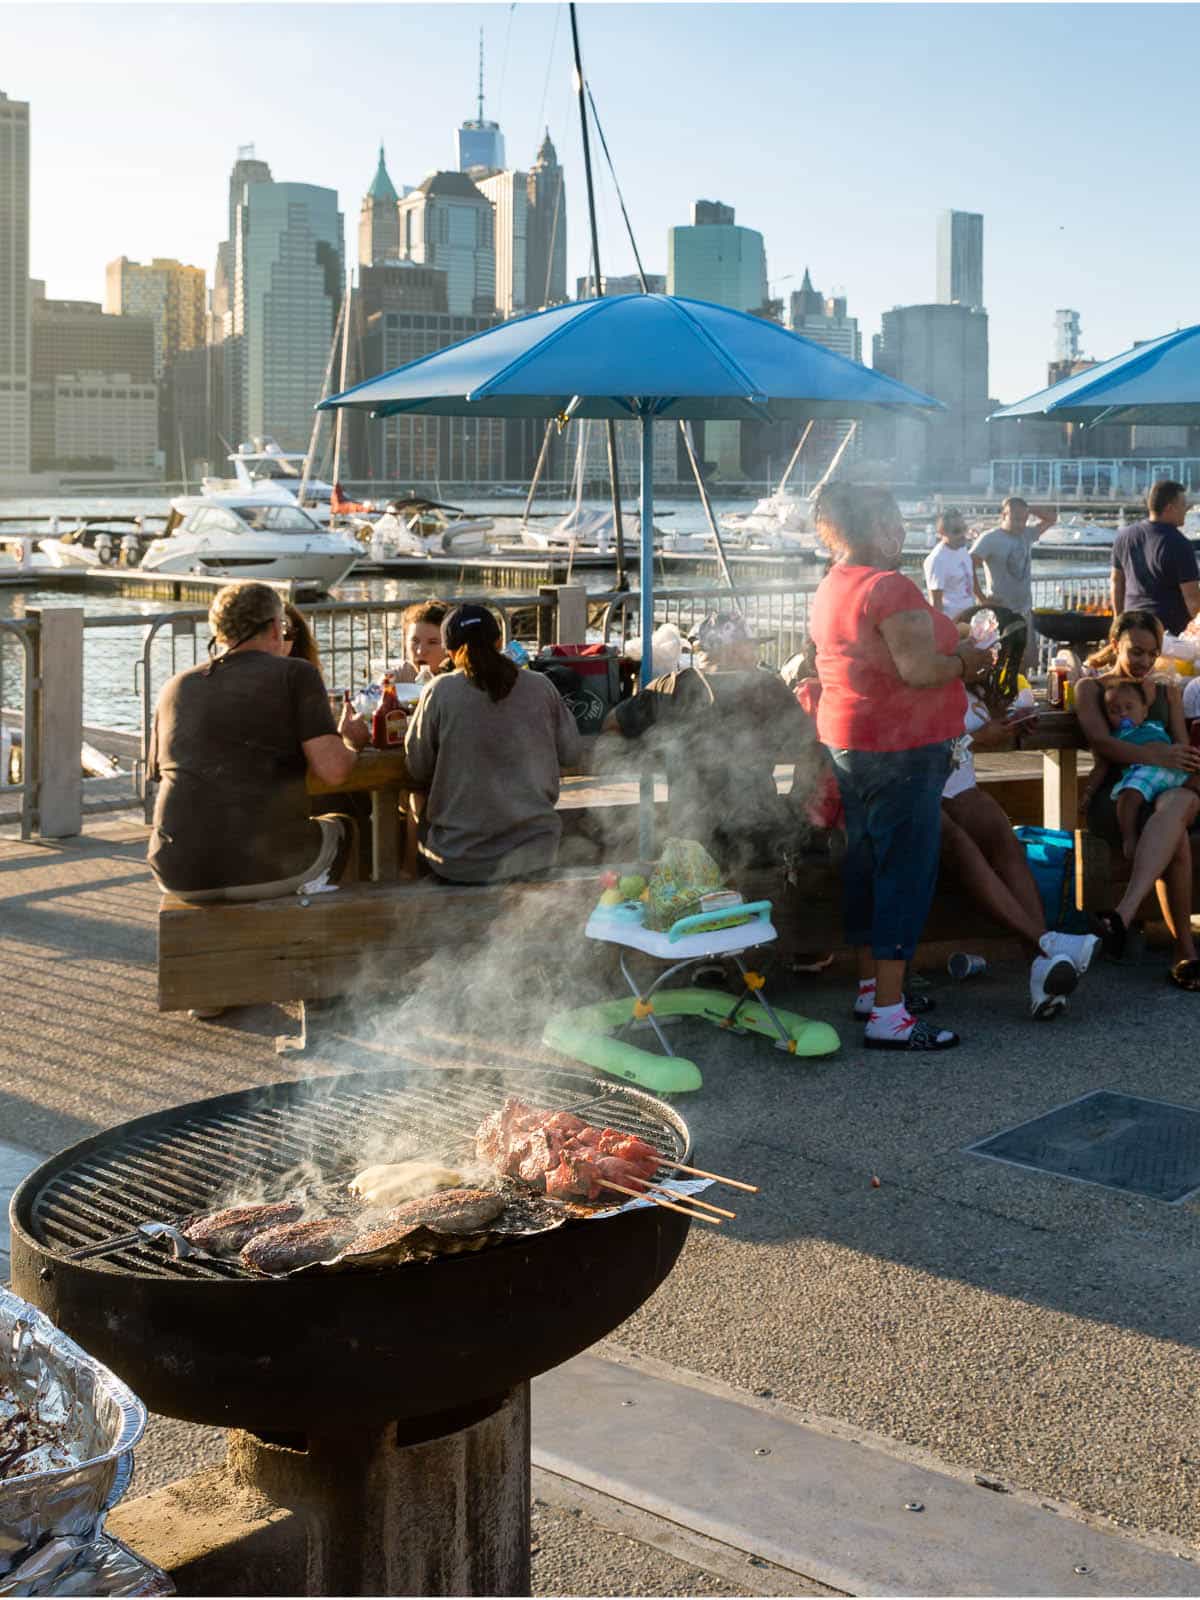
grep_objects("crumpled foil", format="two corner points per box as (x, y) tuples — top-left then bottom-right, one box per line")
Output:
(0, 1288), (171, 1596)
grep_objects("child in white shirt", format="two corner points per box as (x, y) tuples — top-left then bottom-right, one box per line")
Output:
(922, 508), (975, 619)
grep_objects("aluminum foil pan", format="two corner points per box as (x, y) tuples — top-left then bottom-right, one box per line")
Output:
(0, 1288), (152, 1594)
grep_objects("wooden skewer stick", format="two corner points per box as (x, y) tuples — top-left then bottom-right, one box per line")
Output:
(658, 1160), (759, 1194)
(599, 1181), (721, 1225)
(648, 1184), (735, 1220)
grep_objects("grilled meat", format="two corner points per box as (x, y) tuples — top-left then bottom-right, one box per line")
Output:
(240, 1217), (352, 1274)
(346, 1188), (506, 1266)
(348, 1161), (463, 1207)
(475, 1098), (664, 1201)
(384, 1187), (505, 1235)
(182, 1201), (304, 1255)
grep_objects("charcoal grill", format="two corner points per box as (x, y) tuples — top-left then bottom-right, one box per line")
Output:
(9, 1064), (692, 1434)
(10, 1064), (694, 1597)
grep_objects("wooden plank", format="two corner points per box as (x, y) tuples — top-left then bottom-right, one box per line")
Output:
(1041, 748), (1079, 832)
(307, 747), (409, 796)
(157, 871), (603, 1011)
(370, 791), (401, 881)
(1074, 829), (1113, 914)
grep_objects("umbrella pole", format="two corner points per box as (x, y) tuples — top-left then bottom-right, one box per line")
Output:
(639, 411), (656, 861)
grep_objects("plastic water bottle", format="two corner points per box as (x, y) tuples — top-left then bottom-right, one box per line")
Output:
(969, 610), (1000, 651)
(504, 638), (530, 666)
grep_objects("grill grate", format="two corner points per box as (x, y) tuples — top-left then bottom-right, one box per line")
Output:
(23, 1066), (690, 1282)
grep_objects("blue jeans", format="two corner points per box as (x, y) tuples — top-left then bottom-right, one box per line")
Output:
(827, 741), (953, 961)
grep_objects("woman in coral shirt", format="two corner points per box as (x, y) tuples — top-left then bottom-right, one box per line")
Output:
(810, 484), (992, 1050)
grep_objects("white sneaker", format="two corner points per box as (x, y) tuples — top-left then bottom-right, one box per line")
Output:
(1039, 930), (1100, 975)
(1029, 954), (1077, 1020)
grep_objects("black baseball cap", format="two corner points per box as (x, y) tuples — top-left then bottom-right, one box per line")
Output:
(441, 603), (501, 651)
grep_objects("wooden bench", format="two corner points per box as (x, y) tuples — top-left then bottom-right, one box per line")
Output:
(1074, 826), (1200, 916)
(157, 869), (605, 1013)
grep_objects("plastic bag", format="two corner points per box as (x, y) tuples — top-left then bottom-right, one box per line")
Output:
(643, 837), (725, 931)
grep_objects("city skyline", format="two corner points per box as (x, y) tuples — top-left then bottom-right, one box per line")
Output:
(7, 2), (1200, 408)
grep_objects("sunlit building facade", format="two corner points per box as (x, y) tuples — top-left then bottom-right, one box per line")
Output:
(104, 257), (206, 377)
(0, 91), (31, 475)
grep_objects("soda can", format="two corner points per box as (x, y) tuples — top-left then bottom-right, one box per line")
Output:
(947, 952), (987, 980)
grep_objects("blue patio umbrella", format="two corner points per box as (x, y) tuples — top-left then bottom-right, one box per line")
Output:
(992, 324), (1200, 426)
(321, 293), (940, 670)
(321, 294), (940, 853)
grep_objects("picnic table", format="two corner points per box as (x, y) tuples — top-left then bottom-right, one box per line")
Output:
(1014, 709), (1087, 831)
(307, 746), (410, 882)
(303, 712), (1092, 890)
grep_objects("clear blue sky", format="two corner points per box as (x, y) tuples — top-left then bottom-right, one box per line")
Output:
(6, 2), (1196, 402)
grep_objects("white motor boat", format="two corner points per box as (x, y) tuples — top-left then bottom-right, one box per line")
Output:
(38, 516), (163, 570)
(1036, 514), (1116, 555)
(201, 438), (336, 525)
(365, 498), (495, 562)
(139, 490), (361, 589)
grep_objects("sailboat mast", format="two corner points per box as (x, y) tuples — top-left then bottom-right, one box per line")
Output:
(331, 282), (354, 495)
(300, 295), (347, 507)
(568, 2), (628, 590)
(776, 420), (814, 497)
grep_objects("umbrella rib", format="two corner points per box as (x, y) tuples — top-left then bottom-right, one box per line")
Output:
(661, 297), (765, 400)
(467, 297), (612, 401)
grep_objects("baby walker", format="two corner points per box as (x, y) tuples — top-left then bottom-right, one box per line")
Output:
(543, 890), (840, 1094)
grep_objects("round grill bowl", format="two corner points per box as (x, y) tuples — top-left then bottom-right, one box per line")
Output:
(1031, 609), (1112, 646)
(9, 1067), (692, 1438)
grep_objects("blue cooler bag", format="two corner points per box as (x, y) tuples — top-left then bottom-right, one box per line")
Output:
(1014, 825), (1087, 931)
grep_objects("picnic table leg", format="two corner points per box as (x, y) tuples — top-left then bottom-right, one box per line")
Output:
(370, 788), (401, 882)
(1042, 748), (1078, 832)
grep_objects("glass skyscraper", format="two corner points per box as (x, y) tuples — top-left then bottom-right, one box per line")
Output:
(936, 210), (984, 312)
(233, 181), (344, 451)
(667, 200), (767, 478)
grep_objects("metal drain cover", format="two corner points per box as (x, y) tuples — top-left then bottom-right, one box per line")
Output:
(967, 1090), (1200, 1203)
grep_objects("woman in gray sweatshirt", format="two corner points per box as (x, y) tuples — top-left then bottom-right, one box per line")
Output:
(404, 604), (582, 883)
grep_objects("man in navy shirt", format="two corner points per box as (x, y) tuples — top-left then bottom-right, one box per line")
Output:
(1111, 479), (1200, 636)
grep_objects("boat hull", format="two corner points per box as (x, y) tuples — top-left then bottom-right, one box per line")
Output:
(140, 545), (359, 590)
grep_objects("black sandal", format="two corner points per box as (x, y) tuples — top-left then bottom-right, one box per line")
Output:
(1095, 909), (1127, 960)
(864, 1018), (960, 1051)
(1169, 959), (1200, 991)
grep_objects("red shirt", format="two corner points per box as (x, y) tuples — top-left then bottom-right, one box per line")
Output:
(810, 564), (966, 752)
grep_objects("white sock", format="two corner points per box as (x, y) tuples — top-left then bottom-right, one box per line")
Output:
(865, 1000), (915, 1042)
(854, 979), (877, 1018)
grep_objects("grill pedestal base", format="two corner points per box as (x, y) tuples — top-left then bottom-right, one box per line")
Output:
(227, 1385), (532, 1597)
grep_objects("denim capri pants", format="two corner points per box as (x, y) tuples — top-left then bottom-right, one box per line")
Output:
(827, 740), (953, 961)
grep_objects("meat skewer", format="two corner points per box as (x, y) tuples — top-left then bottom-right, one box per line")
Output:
(598, 1180), (720, 1225)
(657, 1160), (759, 1194)
(473, 1096), (736, 1224)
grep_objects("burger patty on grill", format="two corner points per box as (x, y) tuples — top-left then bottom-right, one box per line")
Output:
(182, 1201), (304, 1255)
(241, 1217), (353, 1273)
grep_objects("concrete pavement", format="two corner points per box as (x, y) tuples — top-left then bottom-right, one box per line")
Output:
(3, 814), (1200, 1594)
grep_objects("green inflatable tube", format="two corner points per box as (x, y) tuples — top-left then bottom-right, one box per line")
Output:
(542, 988), (840, 1095)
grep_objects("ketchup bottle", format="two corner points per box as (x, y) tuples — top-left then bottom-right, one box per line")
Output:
(371, 676), (405, 749)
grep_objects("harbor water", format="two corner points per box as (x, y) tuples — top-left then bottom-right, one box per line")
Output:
(0, 494), (1114, 739)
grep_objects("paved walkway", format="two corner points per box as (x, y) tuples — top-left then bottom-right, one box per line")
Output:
(3, 815), (1200, 1594)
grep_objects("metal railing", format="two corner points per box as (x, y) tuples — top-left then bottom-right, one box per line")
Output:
(600, 582), (818, 669)
(0, 618), (37, 837)
(134, 592), (555, 820)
